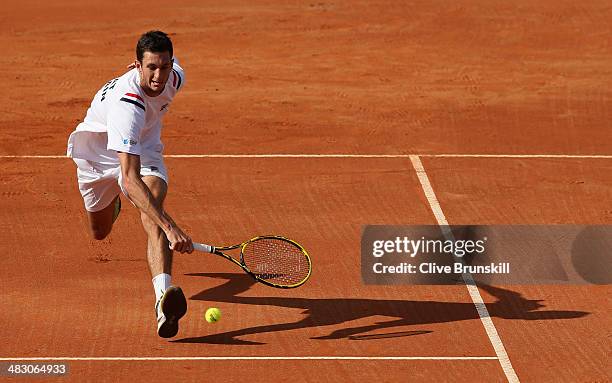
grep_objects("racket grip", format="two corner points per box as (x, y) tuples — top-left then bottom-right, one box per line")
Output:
(193, 242), (215, 253)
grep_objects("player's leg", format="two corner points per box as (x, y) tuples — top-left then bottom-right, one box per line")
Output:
(140, 175), (171, 277)
(86, 195), (120, 240)
(140, 173), (187, 338)
(74, 159), (122, 240)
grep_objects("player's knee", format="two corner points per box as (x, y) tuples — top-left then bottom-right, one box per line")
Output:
(91, 227), (111, 241)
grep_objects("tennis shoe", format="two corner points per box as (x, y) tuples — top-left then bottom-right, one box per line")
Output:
(156, 286), (187, 338)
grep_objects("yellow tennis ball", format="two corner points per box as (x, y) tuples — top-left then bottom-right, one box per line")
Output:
(205, 307), (222, 323)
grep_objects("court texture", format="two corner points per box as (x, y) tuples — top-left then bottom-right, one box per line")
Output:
(1, 1), (610, 382)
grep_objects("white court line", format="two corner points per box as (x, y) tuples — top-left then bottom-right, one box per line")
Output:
(0, 155), (68, 159)
(422, 154), (612, 159)
(0, 356), (498, 361)
(169, 153), (612, 159)
(409, 155), (520, 383)
(0, 153), (611, 159)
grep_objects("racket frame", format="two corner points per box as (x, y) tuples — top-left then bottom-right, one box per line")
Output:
(193, 235), (312, 288)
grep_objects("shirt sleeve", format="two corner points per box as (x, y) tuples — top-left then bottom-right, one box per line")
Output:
(171, 58), (186, 92)
(106, 93), (146, 155)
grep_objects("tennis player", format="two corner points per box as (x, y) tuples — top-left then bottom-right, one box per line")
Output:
(67, 31), (193, 338)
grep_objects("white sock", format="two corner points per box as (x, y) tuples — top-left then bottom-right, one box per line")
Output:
(152, 273), (172, 302)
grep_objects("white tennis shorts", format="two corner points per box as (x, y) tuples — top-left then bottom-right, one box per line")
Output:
(74, 158), (168, 212)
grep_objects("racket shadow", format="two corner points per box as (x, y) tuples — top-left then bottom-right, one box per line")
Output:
(172, 273), (589, 345)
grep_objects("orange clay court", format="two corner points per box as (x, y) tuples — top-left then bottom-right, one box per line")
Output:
(1, 1), (610, 382)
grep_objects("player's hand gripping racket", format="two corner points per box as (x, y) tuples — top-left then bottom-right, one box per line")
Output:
(193, 235), (312, 288)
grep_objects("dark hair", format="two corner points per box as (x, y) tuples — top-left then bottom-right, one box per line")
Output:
(136, 30), (173, 62)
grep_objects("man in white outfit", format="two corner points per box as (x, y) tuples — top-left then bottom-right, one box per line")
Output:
(67, 30), (193, 338)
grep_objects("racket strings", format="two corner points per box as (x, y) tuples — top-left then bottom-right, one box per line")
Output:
(242, 238), (310, 286)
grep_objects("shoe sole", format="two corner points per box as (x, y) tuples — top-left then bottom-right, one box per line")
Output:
(158, 286), (187, 338)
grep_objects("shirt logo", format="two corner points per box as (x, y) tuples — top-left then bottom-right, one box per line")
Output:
(123, 139), (137, 145)
(160, 103), (169, 111)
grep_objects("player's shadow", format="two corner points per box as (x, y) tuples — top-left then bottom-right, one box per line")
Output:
(172, 272), (588, 345)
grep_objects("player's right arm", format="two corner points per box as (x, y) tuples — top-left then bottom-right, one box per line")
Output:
(117, 152), (193, 253)
(105, 83), (192, 253)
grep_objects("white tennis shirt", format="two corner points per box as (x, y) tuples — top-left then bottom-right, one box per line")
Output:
(67, 60), (185, 164)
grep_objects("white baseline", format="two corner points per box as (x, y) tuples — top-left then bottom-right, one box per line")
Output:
(0, 356), (498, 361)
(0, 153), (611, 159)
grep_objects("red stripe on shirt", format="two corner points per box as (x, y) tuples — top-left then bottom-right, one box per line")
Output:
(125, 93), (144, 102)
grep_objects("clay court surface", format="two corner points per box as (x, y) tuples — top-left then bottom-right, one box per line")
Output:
(1, 0), (611, 381)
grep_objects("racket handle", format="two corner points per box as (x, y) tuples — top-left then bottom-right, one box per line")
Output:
(193, 242), (215, 253)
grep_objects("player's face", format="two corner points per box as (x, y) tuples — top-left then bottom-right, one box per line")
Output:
(135, 51), (173, 97)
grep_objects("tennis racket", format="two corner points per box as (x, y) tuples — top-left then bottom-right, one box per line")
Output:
(193, 235), (312, 288)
